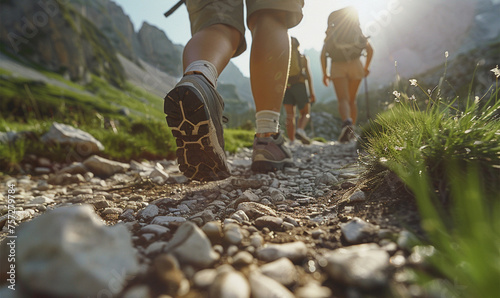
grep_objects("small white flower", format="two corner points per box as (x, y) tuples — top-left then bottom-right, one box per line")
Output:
(410, 95), (416, 101)
(393, 91), (401, 98)
(427, 89), (432, 95)
(394, 146), (405, 151)
(445, 51), (449, 58)
(409, 79), (418, 86)
(379, 157), (388, 163)
(491, 65), (500, 78)
(474, 96), (480, 104)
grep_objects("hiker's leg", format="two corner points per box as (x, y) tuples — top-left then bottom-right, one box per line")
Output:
(183, 24), (241, 76)
(297, 103), (310, 130)
(248, 10), (290, 113)
(348, 78), (362, 124)
(284, 104), (296, 141)
(332, 78), (350, 122)
(182, 0), (246, 84)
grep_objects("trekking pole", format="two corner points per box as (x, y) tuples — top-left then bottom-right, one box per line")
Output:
(164, 0), (185, 18)
(364, 77), (370, 120)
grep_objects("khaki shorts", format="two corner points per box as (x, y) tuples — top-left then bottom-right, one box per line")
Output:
(186, 0), (304, 57)
(330, 59), (365, 80)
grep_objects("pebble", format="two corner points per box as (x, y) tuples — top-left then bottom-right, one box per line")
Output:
(249, 234), (264, 248)
(254, 216), (283, 230)
(101, 207), (123, 215)
(259, 257), (297, 286)
(164, 222), (219, 268)
(202, 221), (223, 242)
(256, 241), (308, 262)
(151, 254), (189, 296)
(237, 202), (277, 219)
(349, 190), (367, 202)
(151, 216), (187, 226)
(193, 269), (218, 288)
(224, 223), (244, 245)
(340, 217), (380, 244)
(231, 210), (249, 223)
(323, 243), (390, 289)
(27, 196), (54, 205)
(315, 172), (338, 186)
(232, 251), (254, 267)
(248, 271), (295, 298)
(137, 204), (159, 221)
(210, 270), (250, 298)
(140, 224), (170, 236)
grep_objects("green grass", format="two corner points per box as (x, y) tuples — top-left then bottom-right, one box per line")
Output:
(0, 67), (259, 172)
(223, 129), (255, 153)
(359, 71), (500, 296)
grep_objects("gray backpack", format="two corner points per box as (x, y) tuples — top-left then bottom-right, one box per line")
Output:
(324, 7), (367, 62)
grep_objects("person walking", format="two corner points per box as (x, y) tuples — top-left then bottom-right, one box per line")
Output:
(283, 37), (316, 145)
(320, 6), (373, 143)
(164, 0), (304, 181)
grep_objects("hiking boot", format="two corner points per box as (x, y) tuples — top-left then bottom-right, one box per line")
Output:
(164, 74), (230, 181)
(251, 132), (294, 173)
(338, 119), (354, 143)
(295, 128), (311, 145)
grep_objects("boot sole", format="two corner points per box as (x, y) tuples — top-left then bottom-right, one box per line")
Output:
(165, 85), (230, 181)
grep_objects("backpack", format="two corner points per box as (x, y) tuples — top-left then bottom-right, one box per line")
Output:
(324, 7), (367, 62)
(288, 39), (307, 84)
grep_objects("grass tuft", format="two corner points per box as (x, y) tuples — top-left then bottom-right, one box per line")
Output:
(359, 69), (500, 296)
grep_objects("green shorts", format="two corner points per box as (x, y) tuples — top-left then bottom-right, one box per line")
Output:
(283, 82), (309, 110)
(186, 0), (304, 57)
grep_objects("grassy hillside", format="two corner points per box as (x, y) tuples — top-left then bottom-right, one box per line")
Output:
(0, 66), (255, 172)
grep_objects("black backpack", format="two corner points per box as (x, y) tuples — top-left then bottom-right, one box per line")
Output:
(324, 7), (367, 62)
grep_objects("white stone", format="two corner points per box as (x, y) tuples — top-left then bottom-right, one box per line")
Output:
(28, 196), (54, 205)
(41, 122), (104, 153)
(83, 155), (130, 177)
(149, 167), (169, 180)
(256, 241), (308, 262)
(210, 270), (250, 298)
(248, 271), (294, 298)
(349, 190), (367, 202)
(193, 269), (218, 288)
(151, 216), (187, 226)
(323, 243), (390, 289)
(224, 223), (244, 245)
(137, 204), (159, 221)
(340, 217), (380, 244)
(165, 222), (219, 268)
(259, 257), (297, 286)
(315, 172), (338, 186)
(16, 205), (138, 297)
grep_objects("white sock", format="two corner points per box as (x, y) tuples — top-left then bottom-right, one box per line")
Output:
(255, 110), (280, 134)
(184, 60), (218, 87)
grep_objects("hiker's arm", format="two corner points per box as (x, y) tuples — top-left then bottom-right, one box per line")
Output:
(321, 45), (330, 86)
(364, 42), (374, 77)
(304, 57), (316, 103)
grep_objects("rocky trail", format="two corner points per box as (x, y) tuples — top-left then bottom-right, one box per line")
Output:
(0, 139), (428, 298)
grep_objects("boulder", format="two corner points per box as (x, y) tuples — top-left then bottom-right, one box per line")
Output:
(14, 205), (138, 297)
(41, 122), (104, 154)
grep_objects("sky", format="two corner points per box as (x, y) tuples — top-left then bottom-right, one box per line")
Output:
(114, 0), (394, 77)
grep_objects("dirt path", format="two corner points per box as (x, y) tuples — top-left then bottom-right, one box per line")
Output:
(0, 140), (425, 297)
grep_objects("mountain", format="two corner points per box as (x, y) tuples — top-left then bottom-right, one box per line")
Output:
(301, 0), (499, 103)
(0, 0), (125, 85)
(364, 0), (500, 87)
(0, 0), (252, 118)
